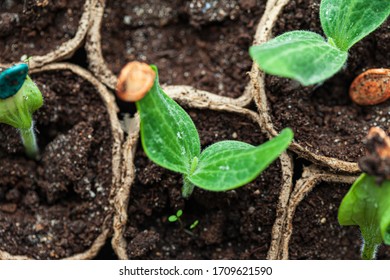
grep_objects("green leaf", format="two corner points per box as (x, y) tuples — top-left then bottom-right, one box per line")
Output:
(168, 215), (178, 222)
(188, 128), (293, 192)
(176, 209), (183, 217)
(320, 0), (390, 51)
(136, 66), (201, 174)
(190, 220), (199, 230)
(338, 174), (390, 246)
(249, 31), (348, 86)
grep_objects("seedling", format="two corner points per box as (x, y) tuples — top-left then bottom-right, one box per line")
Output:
(250, 0), (390, 86)
(168, 209), (199, 234)
(349, 69), (390, 106)
(189, 220), (199, 230)
(116, 61), (293, 198)
(0, 63), (43, 159)
(338, 127), (390, 260)
(168, 209), (184, 224)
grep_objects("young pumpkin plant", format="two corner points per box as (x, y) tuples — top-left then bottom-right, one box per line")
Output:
(339, 127), (390, 260)
(339, 174), (390, 260)
(249, 0), (390, 86)
(0, 63), (43, 159)
(117, 62), (293, 198)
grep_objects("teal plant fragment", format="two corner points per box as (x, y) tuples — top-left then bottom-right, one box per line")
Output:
(0, 64), (43, 159)
(0, 63), (29, 99)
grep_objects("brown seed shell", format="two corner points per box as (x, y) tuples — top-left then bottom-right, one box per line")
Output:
(359, 127), (390, 182)
(116, 61), (156, 102)
(349, 68), (390, 106)
(366, 127), (390, 159)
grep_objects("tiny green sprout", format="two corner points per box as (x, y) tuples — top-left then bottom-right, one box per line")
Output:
(23, 56), (33, 63)
(116, 62), (294, 198)
(168, 209), (183, 223)
(338, 127), (390, 260)
(0, 63), (43, 159)
(189, 220), (199, 230)
(168, 209), (199, 233)
(249, 0), (390, 86)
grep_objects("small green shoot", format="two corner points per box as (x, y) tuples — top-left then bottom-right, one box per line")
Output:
(168, 209), (199, 234)
(0, 63), (43, 159)
(338, 174), (390, 260)
(189, 220), (199, 230)
(168, 209), (183, 223)
(249, 0), (390, 85)
(128, 63), (293, 198)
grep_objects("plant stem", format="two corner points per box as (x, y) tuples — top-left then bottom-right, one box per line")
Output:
(182, 176), (195, 198)
(20, 123), (39, 159)
(361, 240), (379, 260)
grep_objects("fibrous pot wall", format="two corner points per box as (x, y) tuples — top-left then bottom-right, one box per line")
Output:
(112, 91), (293, 259)
(0, 63), (123, 259)
(0, 0), (95, 69)
(86, 0), (279, 107)
(250, 0), (389, 173)
(280, 166), (390, 259)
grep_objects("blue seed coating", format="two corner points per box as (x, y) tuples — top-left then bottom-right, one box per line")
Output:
(0, 63), (29, 99)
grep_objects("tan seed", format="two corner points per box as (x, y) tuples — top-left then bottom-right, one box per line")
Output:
(350, 68), (390, 106)
(366, 127), (390, 159)
(116, 61), (156, 102)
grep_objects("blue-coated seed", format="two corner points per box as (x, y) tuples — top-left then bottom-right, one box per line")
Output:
(0, 63), (29, 99)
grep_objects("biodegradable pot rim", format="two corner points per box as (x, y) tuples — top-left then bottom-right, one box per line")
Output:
(249, 0), (360, 173)
(0, 0), (95, 69)
(279, 165), (358, 260)
(0, 62), (124, 260)
(112, 93), (294, 260)
(85, 0), (278, 108)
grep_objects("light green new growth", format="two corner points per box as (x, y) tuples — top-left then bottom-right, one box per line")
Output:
(0, 76), (43, 158)
(136, 65), (293, 198)
(168, 210), (183, 222)
(168, 209), (199, 232)
(190, 220), (199, 230)
(338, 174), (390, 260)
(250, 0), (390, 85)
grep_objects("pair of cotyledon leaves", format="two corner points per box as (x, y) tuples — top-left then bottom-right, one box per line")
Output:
(136, 65), (293, 193)
(250, 0), (390, 86)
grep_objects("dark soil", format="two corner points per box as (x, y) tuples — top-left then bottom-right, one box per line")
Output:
(0, 0), (84, 63)
(289, 181), (390, 259)
(125, 109), (283, 259)
(0, 70), (113, 259)
(264, 0), (390, 162)
(101, 0), (265, 98)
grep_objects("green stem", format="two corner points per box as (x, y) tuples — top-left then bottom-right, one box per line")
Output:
(20, 123), (39, 159)
(182, 176), (195, 199)
(361, 241), (379, 260)
(181, 157), (199, 198)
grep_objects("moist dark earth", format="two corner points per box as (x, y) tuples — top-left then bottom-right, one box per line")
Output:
(0, 0), (84, 63)
(101, 0), (266, 98)
(289, 182), (390, 260)
(124, 109), (283, 259)
(265, 0), (390, 162)
(0, 70), (113, 259)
